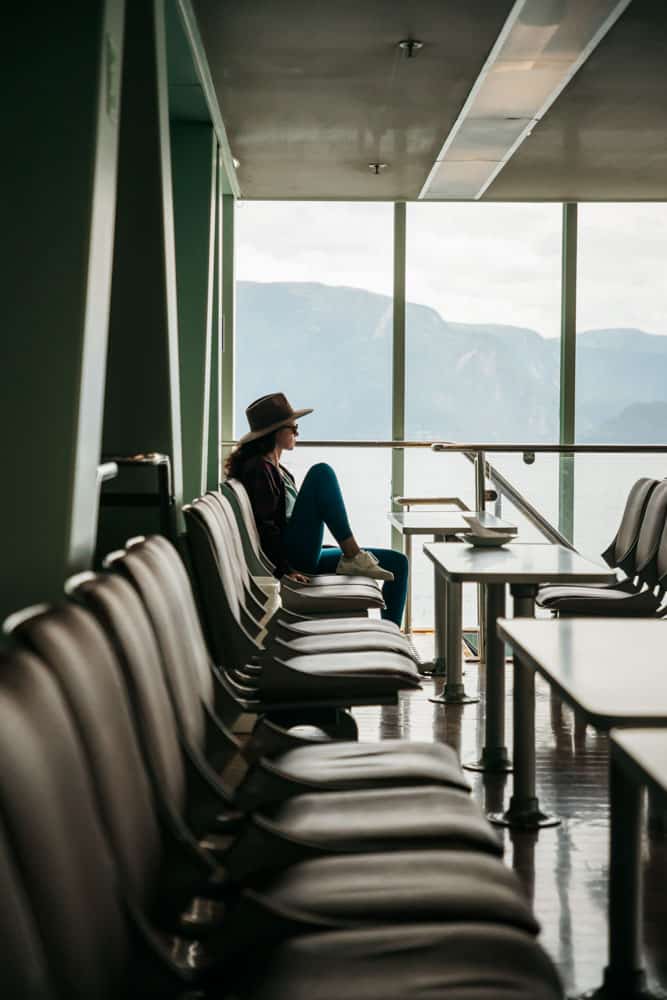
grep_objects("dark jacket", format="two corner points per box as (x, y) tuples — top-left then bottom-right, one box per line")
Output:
(238, 454), (296, 577)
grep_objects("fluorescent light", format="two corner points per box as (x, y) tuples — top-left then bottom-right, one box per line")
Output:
(420, 0), (632, 200)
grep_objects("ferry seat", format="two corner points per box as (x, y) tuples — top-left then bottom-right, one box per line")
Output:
(189, 491), (416, 659)
(67, 568), (472, 817)
(537, 477), (665, 615)
(0, 636), (563, 997)
(223, 477), (403, 622)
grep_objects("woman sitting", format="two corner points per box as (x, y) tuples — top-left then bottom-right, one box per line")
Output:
(224, 392), (408, 627)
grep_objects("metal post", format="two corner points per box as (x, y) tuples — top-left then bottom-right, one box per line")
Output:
(391, 202), (407, 559)
(490, 584), (558, 829)
(430, 578), (478, 705)
(431, 536), (446, 675)
(465, 582), (511, 772)
(475, 451), (486, 511)
(404, 533), (413, 633)
(601, 753), (646, 998)
(475, 450), (487, 663)
(220, 193), (235, 467)
(559, 202), (577, 543)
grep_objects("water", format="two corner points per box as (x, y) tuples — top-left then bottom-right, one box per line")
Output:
(285, 447), (667, 629)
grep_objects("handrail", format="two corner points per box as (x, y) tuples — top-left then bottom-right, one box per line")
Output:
(223, 439), (667, 453)
(433, 442), (667, 453)
(466, 454), (575, 550)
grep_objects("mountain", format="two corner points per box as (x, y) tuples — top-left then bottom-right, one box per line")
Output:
(584, 402), (667, 444)
(235, 281), (667, 444)
(576, 328), (667, 437)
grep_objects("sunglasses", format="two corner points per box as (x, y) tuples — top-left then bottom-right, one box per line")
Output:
(281, 423), (299, 434)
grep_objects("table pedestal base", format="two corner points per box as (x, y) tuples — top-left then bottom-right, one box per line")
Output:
(464, 746), (512, 773)
(488, 794), (560, 830)
(429, 681), (479, 706)
(576, 967), (667, 1000)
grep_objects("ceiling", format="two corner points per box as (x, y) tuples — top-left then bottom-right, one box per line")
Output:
(191, 0), (667, 201)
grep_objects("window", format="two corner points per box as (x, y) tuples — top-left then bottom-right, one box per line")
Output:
(405, 202), (562, 443)
(235, 201), (393, 441)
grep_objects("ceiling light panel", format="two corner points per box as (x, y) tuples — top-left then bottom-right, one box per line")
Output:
(420, 0), (632, 200)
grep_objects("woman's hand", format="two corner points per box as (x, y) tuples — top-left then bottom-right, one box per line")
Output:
(285, 570), (310, 584)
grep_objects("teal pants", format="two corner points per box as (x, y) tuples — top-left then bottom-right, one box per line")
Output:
(284, 463), (408, 626)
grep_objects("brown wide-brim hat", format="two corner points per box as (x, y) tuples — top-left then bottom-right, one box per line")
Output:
(237, 392), (313, 445)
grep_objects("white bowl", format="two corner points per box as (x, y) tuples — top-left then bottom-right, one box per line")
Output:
(465, 532), (514, 548)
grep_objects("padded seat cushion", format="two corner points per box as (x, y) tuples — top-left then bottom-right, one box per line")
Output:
(220, 786), (503, 880)
(286, 616), (400, 635)
(258, 650), (420, 701)
(236, 740), (469, 808)
(263, 785), (499, 854)
(283, 631), (416, 658)
(277, 650), (418, 680)
(245, 923), (563, 1000)
(251, 850), (539, 934)
(536, 585), (659, 615)
(262, 740), (469, 793)
(286, 573), (382, 591)
(280, 584), (385, 614)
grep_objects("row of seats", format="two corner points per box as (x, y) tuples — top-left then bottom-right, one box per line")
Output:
(538, 476), (667, 615)
(0, 493), (564, 996)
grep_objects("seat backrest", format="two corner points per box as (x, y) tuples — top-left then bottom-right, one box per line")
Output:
(184, 499), (263, 672)
(201, 493), (250, 612)
(0, 649), (130, 998)
(207, 491), (253, 591)
(602, 477), (659, 574)
(654, 516), (667, 598)
(224, 477), (275, 572)
(203, 491), (270, 622)
(633, 479), (667, 587)
(69, 572), (188, 822)
(221, 479), (273, 575)
(108, 537), (215, 746)
(0, 814), (55, 999)
(12, 604), (162, 912)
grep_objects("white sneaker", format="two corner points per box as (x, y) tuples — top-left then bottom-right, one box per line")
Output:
(336, 549), (394, 582)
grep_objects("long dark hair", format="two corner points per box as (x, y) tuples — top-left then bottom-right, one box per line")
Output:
(224, 430), (277, 480)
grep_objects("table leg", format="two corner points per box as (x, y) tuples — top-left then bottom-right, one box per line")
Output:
(464, 582), (511, 772)
(404, 533), (412, 634)
(489, 583), (559, 829)
(577, 752), (663, 999)
(430, 578), (478, 705)
(418, 534), (448, 676)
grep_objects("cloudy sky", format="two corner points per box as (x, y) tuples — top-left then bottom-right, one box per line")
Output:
(236, 201), (667, 340)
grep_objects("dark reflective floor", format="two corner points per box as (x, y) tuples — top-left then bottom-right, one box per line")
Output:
(352, 638), (667, 997)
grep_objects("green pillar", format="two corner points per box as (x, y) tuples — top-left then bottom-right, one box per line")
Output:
(391, 202), (407, 553)
(559, 203), (578, 542)
(207, 145), (223, 488)
(221, 193), (236, 463)
(0, 1), (125, 621)
(171, 122), (217, 502)
(102, 0), (183, 545)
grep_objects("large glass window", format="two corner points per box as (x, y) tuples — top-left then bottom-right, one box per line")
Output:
(234, 201), (394, 550)
(403, 203), (562, 628)
(574, 204), (667, 557)
(405, 202), (562, 443)
(576, 204), (667, 444)
(235, 201), (393, 442)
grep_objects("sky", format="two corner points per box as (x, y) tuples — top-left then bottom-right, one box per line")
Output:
(235, 201), (667, 340)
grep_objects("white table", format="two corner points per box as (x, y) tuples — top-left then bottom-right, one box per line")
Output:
(388, 511), (516, 674)
(494, 620), (667, 996)
(424, 545), (616, 828)
(606, 729), (667, 1000)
